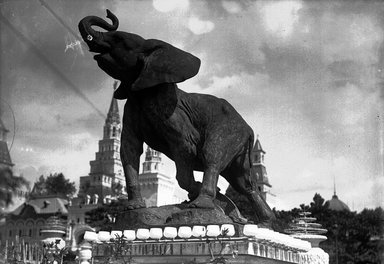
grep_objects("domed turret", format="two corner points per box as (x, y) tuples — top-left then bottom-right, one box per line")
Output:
(327, 194), (350, 212)
(326, 178), (350, 212)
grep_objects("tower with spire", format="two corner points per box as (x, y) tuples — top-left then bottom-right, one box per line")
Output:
(251, 136), (275, 205)
(78, 82), (125, 201)
(0, 111), (13, 169)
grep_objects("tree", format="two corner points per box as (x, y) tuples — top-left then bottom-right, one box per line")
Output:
(31, 173), (76, 198)
(0, 167), (29, 210)
(298, 193), (383, 264)
(45, 173), (76, 197)
(227, 190), (383, 263)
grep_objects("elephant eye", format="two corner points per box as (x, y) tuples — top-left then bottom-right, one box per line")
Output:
(87, 35), (93, 41)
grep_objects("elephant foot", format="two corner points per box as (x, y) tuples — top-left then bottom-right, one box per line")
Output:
(187, 183), (221, 203)
(189, 194), (215, 209)
(123, 199), (146, 210)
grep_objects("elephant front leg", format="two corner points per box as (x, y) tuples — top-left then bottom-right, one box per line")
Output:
(120, 131), (145, 210)
(189, 167), (219, 209)
(175, 160), (201, 201)
(123, 164), (146, 209)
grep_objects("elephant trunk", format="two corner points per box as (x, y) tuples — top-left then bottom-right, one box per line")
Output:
(78, 9), (119, 47)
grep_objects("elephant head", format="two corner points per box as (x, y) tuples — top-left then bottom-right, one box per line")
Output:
(79, 10), (201, 99)
(78, 9), (119, 53)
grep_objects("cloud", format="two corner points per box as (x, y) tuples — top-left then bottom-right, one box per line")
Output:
(222, 1), (242, 14)
(260, 0), (302, 37)
(321, 12), (383, 65)
(152, 0), (189, 13)
(187, 17), (215, 35)
(16, 132), (97, 186)
(323, 83), (377, 127)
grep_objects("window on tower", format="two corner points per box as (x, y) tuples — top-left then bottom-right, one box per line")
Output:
(112, 127), (116, 137)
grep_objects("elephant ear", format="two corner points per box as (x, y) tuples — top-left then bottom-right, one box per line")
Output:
(131, 39), (201, 91)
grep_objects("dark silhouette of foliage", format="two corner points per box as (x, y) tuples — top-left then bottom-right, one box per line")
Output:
(31, 173), (76, 198)
(226, 189), (383, 264)
(0, 167), (29, 209)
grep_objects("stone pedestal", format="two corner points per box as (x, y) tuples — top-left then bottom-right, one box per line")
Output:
(81, 195), (328, 264)
(115, 204), (235, 228)
(115, 193), (247, 229)
(93, 238), (300, 264)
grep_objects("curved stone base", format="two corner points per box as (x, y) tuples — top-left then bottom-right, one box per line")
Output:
(114, 193), (248, 229)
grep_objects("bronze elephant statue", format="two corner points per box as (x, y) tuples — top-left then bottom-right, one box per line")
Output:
(79, 10), (275, 224)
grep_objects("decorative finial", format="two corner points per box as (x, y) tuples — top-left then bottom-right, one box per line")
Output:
(333, 175), (336, 196)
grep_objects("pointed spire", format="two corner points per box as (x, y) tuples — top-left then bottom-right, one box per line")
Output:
(333, 175), (338, 198)
(0, 99), (8, 142)
(0, 117), (9, 142)
(0, 97), (13, 167)
(106, 81), (120, 124)
(253, 135), (266, 154)
(0, 117), (13, 167)
(333, 175), (336, 196)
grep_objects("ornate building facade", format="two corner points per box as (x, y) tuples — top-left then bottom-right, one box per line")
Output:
(0, 195), (69, 243)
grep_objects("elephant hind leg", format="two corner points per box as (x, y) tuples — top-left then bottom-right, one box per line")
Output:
(227, 175), (275, 225)
(222, 157), (276, 225)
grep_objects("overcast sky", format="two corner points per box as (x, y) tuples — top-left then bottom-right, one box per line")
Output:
(0, 0), (383, 211)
